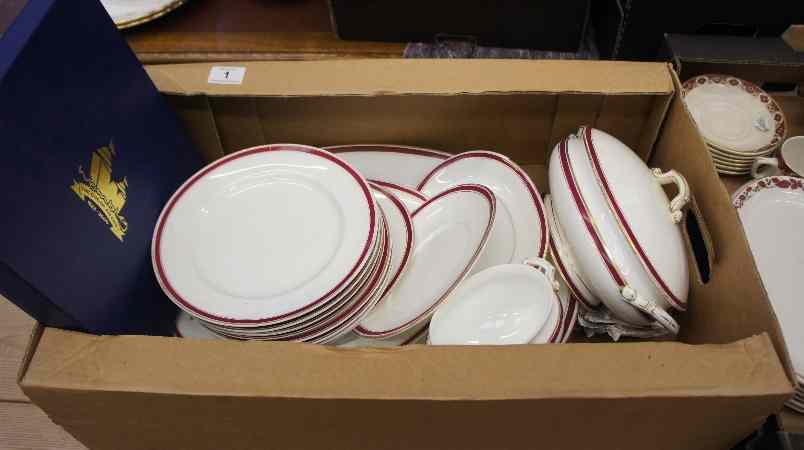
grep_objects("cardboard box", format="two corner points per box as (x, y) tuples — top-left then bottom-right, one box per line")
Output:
(328, 0), (590, 51)
(664, 32), (804, 434)
(0, 0), (202, 335)
(18, 60), (796, 450)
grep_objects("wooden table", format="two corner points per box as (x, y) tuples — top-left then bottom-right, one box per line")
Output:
(125, 0), (405, 64)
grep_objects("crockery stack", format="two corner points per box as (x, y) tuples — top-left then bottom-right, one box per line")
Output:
(158, 133), (688, 345)
(547, 127), (691, 337)
(732, 176), (804, 413)
(154, 144), (407, 343)
(682, 74), (788, 176)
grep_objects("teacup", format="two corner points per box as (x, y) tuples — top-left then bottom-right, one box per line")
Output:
(751, 136), (804, 178)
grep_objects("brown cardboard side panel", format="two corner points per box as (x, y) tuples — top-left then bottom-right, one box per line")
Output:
(209, 97), (266, 153)
(23, 387), (784, 450)
(195, 93), (669, 165)
(639, 93), (674, 161)
(146, 60), (674, 98)
(651, 75), (794, 382)
(595, 95), (658, 159)
(21, 329), (790, 401)
(548, 94), (604, 149)
(255, 94), (560, 164)
(165, 95), (224, 163)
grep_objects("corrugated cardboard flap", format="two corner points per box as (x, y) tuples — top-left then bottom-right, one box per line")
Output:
(21, 328), (790, 400)
(146, 59), (674, 97)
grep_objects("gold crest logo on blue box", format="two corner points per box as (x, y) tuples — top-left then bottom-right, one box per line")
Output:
(71, 142), (129, 241)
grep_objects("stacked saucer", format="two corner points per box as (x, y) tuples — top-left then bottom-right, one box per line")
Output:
(154, 144), (408, 343)
(682, 74), (787, 175)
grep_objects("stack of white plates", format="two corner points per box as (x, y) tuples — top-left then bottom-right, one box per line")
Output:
(154, 144), (404, 344)
(163, 144), (576, 346)
(733, 176), (804, 413)
(682, 74), (788, 175)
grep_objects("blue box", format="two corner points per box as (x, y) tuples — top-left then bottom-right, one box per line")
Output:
(0, 0), (202, 335)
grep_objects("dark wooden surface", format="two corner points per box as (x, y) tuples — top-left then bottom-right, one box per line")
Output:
(125, 0), (405, 63)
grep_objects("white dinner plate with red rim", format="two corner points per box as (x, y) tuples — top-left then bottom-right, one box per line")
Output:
(733, 176), (804, 380)
(310, 223), (395, 344)
(153, 144), (378, 327)
(175, 312), (227, 340)
(325, 144), (451, 188)
(211, 213), (392, 343)
(356, 184), (496, 338)
(369, 183), (414, 301)
(213, 210), (391, 340)
(418, 151), (548, 274)
(368, 179), (428, 212)
(682, 74), (787, 155)
(204, 211), (387, 338)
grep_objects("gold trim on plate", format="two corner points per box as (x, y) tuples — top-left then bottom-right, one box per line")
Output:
(114, 0), (188, 30)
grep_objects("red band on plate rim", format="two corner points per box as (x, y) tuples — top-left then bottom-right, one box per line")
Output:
(368, 179), (429, 202)
(417, 151), (548, 258)
(324, 144), (452, 159)
(368, 182), (415, 301)
(559, 139), (626, 288)
(152, 144), (378, 326)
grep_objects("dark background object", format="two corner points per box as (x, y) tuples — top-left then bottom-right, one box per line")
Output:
(0, 0), (201, 336)
(663, 33), (804, 87)
(594, 0), (804, 60)
(328, 0), (591, 52)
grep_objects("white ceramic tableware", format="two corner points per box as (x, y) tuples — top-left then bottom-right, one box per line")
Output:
(548, 128), (687, 334)
(418, 151), (548, 273)
(101, 0), (187, 29)
(368, 179), (428, 212)
(544, 195), (601, 309)
(175, 312), (227, 340)
(429, 259), (558, 345)
(530, 294), (563, 345)
(555, 273), (579, 343)
(205, 212), (388, 338)
(220, 212), (393, 342)
(153, 144), (378, 327)
(683, 74), (787, 155)
(334, 324), (428, 348)
(369, 183), (414, 301)
(752, 136), (804, 179)
(356, 184), (495, 338)
(325, 144), (451, 188)
(733, 176), (804, 400)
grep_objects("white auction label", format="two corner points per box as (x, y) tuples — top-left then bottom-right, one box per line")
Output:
(207, 66), (246, 85)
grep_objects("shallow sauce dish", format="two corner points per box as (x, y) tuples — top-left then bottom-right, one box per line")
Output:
(429, 261), (558, 345)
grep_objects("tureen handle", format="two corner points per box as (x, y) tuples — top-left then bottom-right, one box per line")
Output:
(651, 168), (690, 224)
(523, 257), (560, 291)
(620, 286), (680, 335)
